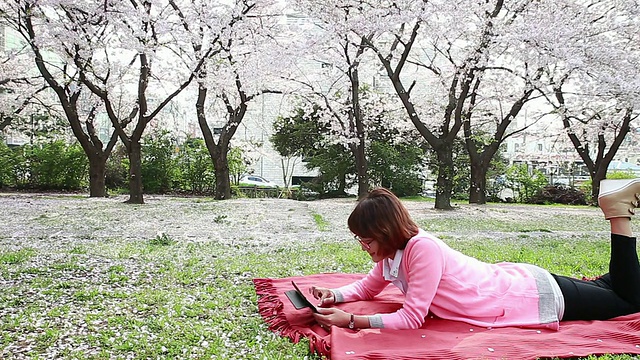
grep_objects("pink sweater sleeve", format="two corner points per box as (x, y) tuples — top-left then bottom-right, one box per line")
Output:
(334, 238), (446, 330)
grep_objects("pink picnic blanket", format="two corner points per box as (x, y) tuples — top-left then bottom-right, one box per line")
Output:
(253, 273), (640, 359)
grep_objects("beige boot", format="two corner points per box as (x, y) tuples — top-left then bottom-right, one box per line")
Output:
(598, 179), (640, 219)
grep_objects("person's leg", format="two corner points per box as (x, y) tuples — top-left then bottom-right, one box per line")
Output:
(556, 179), (640, 320)
(608, 221), (640, 305)
(552, 274), (636, 321)
(600, 181), (640, 306)
(610, 217), (632, 237)
(552, 228), (640, 321)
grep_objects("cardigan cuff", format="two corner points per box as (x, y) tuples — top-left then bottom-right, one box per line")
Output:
(369, 315), (384, 328)
(332, 289), (344, 303)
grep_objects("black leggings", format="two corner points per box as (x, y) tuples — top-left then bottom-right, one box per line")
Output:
(552, 234), (640, 321)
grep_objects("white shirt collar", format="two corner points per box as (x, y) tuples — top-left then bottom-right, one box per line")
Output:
(383, 249), (404, 280)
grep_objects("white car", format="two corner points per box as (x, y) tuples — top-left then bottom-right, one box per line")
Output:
(239, 175), (279, 188)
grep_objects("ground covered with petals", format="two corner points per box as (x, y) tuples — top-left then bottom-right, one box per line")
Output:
(0, 193), (621, 359)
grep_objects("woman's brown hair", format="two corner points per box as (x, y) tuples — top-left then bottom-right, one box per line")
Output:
(348, 187), (419, 257)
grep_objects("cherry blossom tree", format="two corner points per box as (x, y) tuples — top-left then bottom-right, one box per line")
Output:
(286, 2), (401, 199)
(283, 49), (374, 198)
(350, 0), (556, 207)
(170, 0), (284, 200)
(513, 0), (640, 200)
(294, 0), (527, 206)
(455, 1), (551, 204)
(301, 0), (639, 207)
(2, 1), (120, 197)
(539, 71), (638, 201)
(30, 0), (222, 204)
(554, 88), (635, 201)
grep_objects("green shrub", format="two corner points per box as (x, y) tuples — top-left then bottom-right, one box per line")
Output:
(529, 185), (587, 205)
(176, 138), (215, 194)
(606, 170), (638, 179)
(12, 147), (30, 188)
(24, 140), (88, 190)
(290, 183), (320, 201)
(105, 145), (128, 190)
(388, 175), (423, 198)
(228, 146), (249, 186)
(141, 131), (178, 194)
(368, 141), (425, 197)
(0, 142), (20, 188)
(505, 163), (548, 203)
(62, 143), (89, 190)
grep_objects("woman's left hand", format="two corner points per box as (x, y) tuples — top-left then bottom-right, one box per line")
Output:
(313, 307), (350, 329)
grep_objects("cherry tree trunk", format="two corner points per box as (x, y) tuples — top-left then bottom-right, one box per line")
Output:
(214, 151), (232, 200)
(590, 168), (608, 206)
(469, 161), (489, 204)
(88, 157), (107, 197)
(125, 141), (144, 204)
(354, 144), (368, 200)
(434, 147), (455, 210)
(338, 175), (347, 194)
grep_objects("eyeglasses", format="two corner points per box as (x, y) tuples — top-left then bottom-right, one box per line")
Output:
(354, 235), (374, 250)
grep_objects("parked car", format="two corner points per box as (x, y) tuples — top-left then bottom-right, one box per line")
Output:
(239, 175), (279, 188)
(420, 189), (436, 198)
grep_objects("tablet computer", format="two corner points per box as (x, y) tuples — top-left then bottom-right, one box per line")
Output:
(284, 281), (318, 313)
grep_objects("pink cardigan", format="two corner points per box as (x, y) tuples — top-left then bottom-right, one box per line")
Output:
(333, 230), (561, 330)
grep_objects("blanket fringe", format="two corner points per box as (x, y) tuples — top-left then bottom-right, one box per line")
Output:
(253, 278), (328, 356)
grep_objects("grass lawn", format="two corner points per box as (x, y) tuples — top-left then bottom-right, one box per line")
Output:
(0, 194), (639, 359)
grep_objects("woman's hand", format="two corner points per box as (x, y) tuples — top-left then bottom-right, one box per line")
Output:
(309, 286), (335, 306)
(313, 307), (350, 329)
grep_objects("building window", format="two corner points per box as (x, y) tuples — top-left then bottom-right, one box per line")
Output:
(537, 144), (543, 152)
(213, 127), (223, 135)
